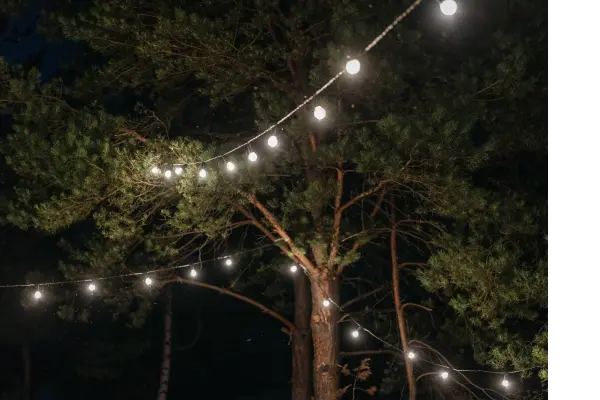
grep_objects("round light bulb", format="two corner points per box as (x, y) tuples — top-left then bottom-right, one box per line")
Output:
(345, 59), (361, 75)
(199, 168), (207, 179)
(151, 167), (161, 175)
(164, 170), (172, 179)
(314, 106), (326, 121)
(440, 371), (449, 380)
(290, 265), (298, 273)
(226, 161), (235, 171)
(440, 0), (458, 16)
(88, 283), (96, 293)
(174, 166), (183, 175)
(351, 330), (360, 338)
(267, 135), (278, 147)
(322, 299), (330, 307)
(190, 268), (197, 278)
(248, 152), (258, 162)
(34, 290), (42, 299)
(407, 351), (416, 360)
(501, 379), (509, 388)
(145, 277), (153, 286)
(225, 258), (233, 266)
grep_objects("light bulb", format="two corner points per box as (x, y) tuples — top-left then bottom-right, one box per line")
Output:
(199, 168), (207, 179)
(164, 170), (172, 179)
(225, 258), (233, 266)
(440, 0), (457, 16)
(267, 135), (278, 147)
(88, 283), (96, 293)
(351, 329), (360, 338)
(174, 166), (183, 175)
(501, 378), (510, 388)
(33, 290), (42, 299)
(151, 167), (161, 175)
(314, 106), (326, 121)
(322, 299), (330, 307)
(190, 268), (197, 278)
(290, 265), (298, 273)
(345, 59), (361, 75)
(226, 161), (235, 171)
(440, 371), (449, 380)
(145, 277), (153, 286)
(407, 351), (416, 360)
(248, 152), (258, 162)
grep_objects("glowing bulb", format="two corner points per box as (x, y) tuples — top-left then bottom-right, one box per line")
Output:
(225, 258), (233, 266)
(290, 265), (298, 273)
(501, 378), (510, 388)
(351, 329), (360, 338)
(33, 290), (42, 300)
(190, 268), (197, 278)
(151, 167), (161, 175)
(407, 351), (416, 360)
(145, 277), (153, 286)
(440, 371), (449, 380)
(88, 283), (96, 293)
(267, 135), (278, 147)
(322, 299), (330, 307)
(440, 0), (457, 16)
(199, 168), (207, 179)
(226, 161), (235, 171)
(174, 166), (183, 175)
(314, 106), (326, 121)
(345, 59), (361, 75)
(164, 170), (172, 179)
(248, 152), (258, 162)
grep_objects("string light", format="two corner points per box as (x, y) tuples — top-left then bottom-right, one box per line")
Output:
(440, 371), (449, 380)
(351, 329), (360, 338)
(190, 268), (197, 278)
(440, 0), (458, 16)
(290, 265), (298, 273)
(174, 166), (183, 175)
(151, 167), (161, 175)
(314, 106), (327, 121)
(501, 377), (510, 388)
(164, 170), (172, 179)
(226, 162), (236, 172)
(322, 299), (331, 307)
(345, 59), (361, 75)
(199, 168), (207, 179)
(144, 277), (153, 286)
(88, 283), (96, 293)
(224, 258), (233, 267)
(248, 152), (258, 162)
(408, 351), (416, 359)
(33, 290), (42, 299)
(267, 135), (278, 147)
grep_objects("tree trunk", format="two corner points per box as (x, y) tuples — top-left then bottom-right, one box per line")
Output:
(391, 204), (417, 400)
(292, 272), (312, 400)
(310, 274), (340, 400)
(157, 288), (173, 400)
(22, 341), (31, 400)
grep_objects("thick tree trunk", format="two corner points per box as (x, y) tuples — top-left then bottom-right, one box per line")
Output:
(310, 275), (340, 400)
(292, 272), (312, 400)
(391, 205), (417, 400)
(22, 341), (31, 400)
(157, 288), (173, 400)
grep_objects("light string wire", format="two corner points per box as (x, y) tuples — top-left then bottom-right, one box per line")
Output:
(188, 0), (425, 165)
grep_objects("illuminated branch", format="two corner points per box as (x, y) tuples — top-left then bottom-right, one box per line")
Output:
(162, 278), (296, 333)
(339, 180), (390, 214)
(340, 285), (388, 310)
(328, 166), (345, 269)
(237, 207), (295, 260)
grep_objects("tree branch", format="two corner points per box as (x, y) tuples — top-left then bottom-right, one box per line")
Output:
(237, 206), (294, 259)
(340, 285), (388, 310)
(340, 350), (398, 358)
(162, 278), (296, 333)
(328, 166), (344, 269)
(339, 180), (390, 214)
(245, 193), (317, 273)
(401, 303), (433, 312)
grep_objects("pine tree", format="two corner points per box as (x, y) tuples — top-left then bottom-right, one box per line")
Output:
(1, 0), (547, 398)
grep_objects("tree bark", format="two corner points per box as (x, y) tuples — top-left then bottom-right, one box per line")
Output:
(310, 274), (340, 400)
(390, 202), (417, 400)
(292, 271), (312, 400)
(22, 341), (31, 400)
(157, 288), (173, 400)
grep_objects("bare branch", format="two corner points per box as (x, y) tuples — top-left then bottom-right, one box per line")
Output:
(340, 285), (388, 310)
